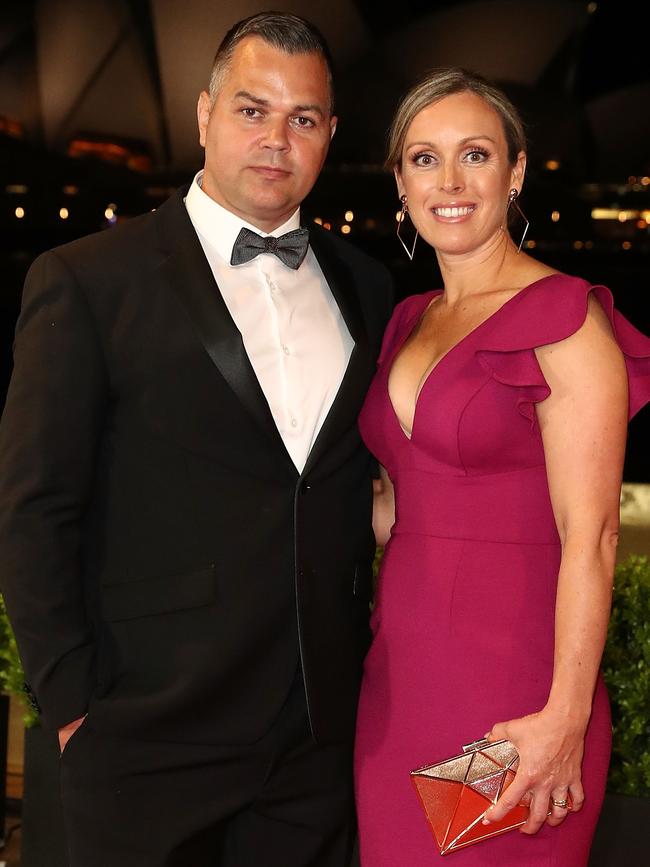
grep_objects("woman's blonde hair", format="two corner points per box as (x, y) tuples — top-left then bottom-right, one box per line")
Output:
(386, 67), (526, 169)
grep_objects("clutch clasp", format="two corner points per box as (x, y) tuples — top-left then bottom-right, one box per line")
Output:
(462, 737), (492, 753)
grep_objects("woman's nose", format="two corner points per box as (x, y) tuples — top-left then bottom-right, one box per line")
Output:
(439, 165), (464, 193)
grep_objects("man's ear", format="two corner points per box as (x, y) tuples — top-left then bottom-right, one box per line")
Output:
(197, 91), (211, 149)
(329, 115), (338, 141)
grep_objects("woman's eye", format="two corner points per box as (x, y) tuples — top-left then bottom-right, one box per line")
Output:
(465, 149), (488, 163)
(413, 153), (435, 167)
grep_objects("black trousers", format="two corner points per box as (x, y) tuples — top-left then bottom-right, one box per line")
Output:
(59, 676), (356, 867)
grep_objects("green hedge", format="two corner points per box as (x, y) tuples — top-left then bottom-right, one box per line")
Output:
(1, 554), (648, 795)
(602, 554), (650, 796)
(0, 595), (39, 727)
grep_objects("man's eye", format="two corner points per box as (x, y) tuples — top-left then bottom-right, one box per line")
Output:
(292, 116), (315, 128)
(241, 107), (261, 118)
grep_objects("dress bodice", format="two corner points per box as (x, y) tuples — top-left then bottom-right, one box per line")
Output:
(359, 274), (650, 544)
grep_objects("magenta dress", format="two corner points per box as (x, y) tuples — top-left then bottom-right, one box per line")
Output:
(355, 275), (650, 866)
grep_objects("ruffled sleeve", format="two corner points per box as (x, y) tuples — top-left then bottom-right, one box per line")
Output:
(475, 275), (650, 424)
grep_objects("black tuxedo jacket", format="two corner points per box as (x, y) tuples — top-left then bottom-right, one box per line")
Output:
(0, 188), (393, 745)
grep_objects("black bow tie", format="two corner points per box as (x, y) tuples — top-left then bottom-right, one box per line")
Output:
(230, 226), (310, 270)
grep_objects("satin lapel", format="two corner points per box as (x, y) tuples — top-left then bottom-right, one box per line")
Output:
(303, 228), (372, 477)
(154, 190), (296, 471)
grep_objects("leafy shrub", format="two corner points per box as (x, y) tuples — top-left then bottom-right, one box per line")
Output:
(0, 595), (39, 727)
(602, 554), (650, 796)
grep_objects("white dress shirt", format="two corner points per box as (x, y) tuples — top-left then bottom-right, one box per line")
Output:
(185, 172), (354, 472)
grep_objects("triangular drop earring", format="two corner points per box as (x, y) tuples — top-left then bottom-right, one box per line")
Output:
(507, 188), (530, 253)
(396, 195), (419, 260)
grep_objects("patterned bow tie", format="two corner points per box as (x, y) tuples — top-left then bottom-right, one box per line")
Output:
(230, 226), (310, 270)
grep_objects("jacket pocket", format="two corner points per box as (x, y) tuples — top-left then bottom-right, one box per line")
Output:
(101, 565), (216, 622)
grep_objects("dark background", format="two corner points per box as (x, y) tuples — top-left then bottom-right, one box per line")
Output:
(1, 0), (649, 478)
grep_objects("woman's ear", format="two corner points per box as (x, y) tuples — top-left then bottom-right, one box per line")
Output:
(510, 151), (527, 194)
(394, 165), (405, 200)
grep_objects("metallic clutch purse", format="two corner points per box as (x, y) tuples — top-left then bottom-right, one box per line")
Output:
(410, 738), (527, 855)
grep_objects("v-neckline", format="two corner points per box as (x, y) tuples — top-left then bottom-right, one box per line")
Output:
(386, 274), (559, 441)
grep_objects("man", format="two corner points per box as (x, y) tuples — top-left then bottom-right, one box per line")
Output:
(0, 12), (392, 867)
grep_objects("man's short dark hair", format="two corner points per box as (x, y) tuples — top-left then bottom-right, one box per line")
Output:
(209, 12), (335, 112)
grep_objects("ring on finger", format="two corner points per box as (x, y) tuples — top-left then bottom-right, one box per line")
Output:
(551, 797), (569, 809)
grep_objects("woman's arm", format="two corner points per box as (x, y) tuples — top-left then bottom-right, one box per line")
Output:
(373, 464), (395, 547)
(484, 293), (628, 833)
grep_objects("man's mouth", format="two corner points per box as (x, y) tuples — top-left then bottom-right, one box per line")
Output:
(250, 166), (291, 178)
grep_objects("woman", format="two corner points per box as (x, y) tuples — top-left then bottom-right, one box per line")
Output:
(354, 68), (650, 866)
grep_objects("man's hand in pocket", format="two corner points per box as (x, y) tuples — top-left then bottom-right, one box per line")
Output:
(58, 716), (87, 754)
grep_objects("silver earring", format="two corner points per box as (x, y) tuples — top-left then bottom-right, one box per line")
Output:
(396, 195), (418, 260)
(508, 188), (530, 253)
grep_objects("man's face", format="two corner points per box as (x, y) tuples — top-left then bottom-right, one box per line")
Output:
(197, 36), (336, 232)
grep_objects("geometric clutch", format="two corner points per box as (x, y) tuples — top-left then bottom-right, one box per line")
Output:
(410, 738), (528, 855)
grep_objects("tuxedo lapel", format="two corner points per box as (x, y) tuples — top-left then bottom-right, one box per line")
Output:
(154, 190), (297, 472)
(308, 228), (367, 346)
(303, 227), (372, 477)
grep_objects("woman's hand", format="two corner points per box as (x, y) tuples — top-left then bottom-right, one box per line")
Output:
(372, 464), (395, 547)
(482, 707), (587, 834)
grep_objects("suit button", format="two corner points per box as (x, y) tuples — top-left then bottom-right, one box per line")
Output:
(301, 484), (312, 494)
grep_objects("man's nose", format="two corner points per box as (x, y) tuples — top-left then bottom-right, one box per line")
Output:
(261, 119), (290, 151)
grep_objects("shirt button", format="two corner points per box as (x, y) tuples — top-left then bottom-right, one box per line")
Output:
(291, 417), (298, 428)
(282, 344), (290, 355)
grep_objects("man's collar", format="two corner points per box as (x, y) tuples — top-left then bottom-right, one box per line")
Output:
(184, 170), (301, 263)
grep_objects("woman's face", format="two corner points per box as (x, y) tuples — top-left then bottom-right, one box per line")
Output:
(395, 91), (525, 258)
